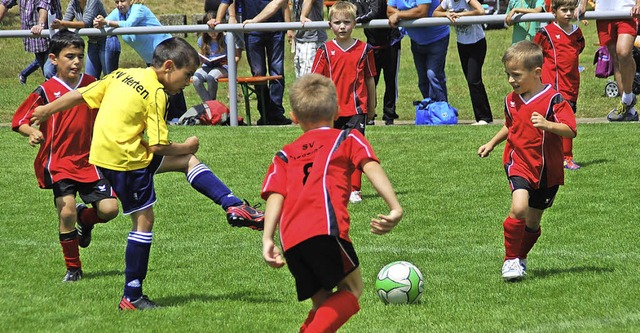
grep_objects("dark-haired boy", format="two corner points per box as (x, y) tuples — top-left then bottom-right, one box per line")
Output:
(32, 37), (264, 310)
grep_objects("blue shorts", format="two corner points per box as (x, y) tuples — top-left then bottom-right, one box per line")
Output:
(98, 155), (164, 215)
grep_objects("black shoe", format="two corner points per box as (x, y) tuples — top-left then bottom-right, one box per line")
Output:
(382, 114), (397, 126)
(119, 295), (159, 310)
(226, 200), (264, 231)
(76, 203), (93, 248)
(270, 115), (292, 125)
(62, 269), (83, 282)
(18, 74), (27, 85)
(367, 115), (376, 126)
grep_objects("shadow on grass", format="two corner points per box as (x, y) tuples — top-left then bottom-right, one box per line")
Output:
(531, 265), (614, 279)
(83, 270), (122, 279)
(573, 158), (610, 168)
(156, 291), (286, 307)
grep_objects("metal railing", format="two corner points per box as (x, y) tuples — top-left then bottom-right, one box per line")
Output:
(0, 11), (633, 126)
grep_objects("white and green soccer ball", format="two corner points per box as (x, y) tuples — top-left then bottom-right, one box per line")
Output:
(375, 261), (424, 305)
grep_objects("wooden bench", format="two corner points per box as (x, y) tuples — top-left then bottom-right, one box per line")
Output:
(218, 75), (283, 126)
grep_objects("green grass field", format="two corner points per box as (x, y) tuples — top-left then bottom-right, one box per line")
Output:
(1, 2), (640, 332)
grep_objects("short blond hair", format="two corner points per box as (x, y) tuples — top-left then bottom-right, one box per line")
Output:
(289, 74), (338, 123)
(328, 1), (357, 22)
(502, 40), (543, 70)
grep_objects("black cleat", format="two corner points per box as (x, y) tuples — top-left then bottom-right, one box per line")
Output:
(62, 269), (83, 282)
(226, 200), (264, 231)
(76, 203), (93, 248)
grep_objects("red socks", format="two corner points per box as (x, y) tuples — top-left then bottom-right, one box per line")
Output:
(519, 227), (541, 259)
(78, 207), (107, 227)
(299, 309), (316, 333)
(60, 232), (81, 270)
(351, 170), (362, 192)
(563, 137), (573, 159)
(304, 291), (360, 333)
(503, 217), (525, 260)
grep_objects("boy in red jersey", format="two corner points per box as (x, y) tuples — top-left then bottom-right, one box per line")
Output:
(12, 30), (119, 282)
(477, 41), (577, 281)
(311, 1), (376, 204)
(261, 73), (402, 332)
(534, 0), (585, 170)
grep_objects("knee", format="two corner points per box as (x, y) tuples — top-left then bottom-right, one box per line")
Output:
(97, 199), (119, 221)
(509, 205), (528, 220)
(192, 75), (203, 86)
(59, 207), (77, 228)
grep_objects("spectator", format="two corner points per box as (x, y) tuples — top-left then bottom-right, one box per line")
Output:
(350, 0), (403, 125)
(51, 0), (121, 78)
(291, 0), (327, 78)
(387, 0), (450, 102)
(192, 11), (229, 102)
(434, 0), (493, 125)
(578, 0), (640, 121)
(210, 0), (292, 125)
(505, 0), (545, 44)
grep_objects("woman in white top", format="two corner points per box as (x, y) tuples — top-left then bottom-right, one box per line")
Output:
(434, 0), (493, 125)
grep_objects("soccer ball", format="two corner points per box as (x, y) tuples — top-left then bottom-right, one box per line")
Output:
(375, 261), (424, 305)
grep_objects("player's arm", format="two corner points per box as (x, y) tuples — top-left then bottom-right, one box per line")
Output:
(365, 76), (376, 118)
(362, 160), (403, 235)
(31, 90), (85, 125)
(244, 0), (287, 24)
(530, 112), (577, 138)
(17, 124), (44, 147)
(262, 193), (285, 268)
(478, 125), (508, 158)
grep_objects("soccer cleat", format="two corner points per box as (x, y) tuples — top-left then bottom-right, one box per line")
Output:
(226, 201), (264, 230)
(501, 258), (525, 281)
(76, 203), (93, 248)
(349, 190), (362, 204)
(519, 259), (527, 274)
(119, 295), (159, 310)
(607, 97), (639, 122)
(564, 157), (581, 170)
(62, 269), (83, 282)
(18, 74), (27, 85)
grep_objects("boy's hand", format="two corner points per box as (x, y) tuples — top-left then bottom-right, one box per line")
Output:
(370, 209), (402, 235)
(477, 143), (494, 158)
(30, 105), (50, 125)
(28, 130), (44, 147)
(445, 11), (460, 23)
(184, 136), (200, 154)
(93, 15), (105, 28)
(388, 13), (400, 27)
(530, 112), (549, 130)
(505, 9), (516, 26)
(262, 239), (285, 268)
(206, 18), (220, 28)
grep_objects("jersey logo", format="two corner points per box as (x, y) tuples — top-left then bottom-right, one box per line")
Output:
(330, 50), (336, 56)
(54, 91), (62, 99)
(98, 184), (106, 192)
(509, 101), (516, 108)
(555, 34), (561, 39)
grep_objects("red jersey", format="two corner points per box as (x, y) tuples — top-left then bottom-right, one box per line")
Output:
(12, 75), (102, 189)
(311, 39), (376, 117)
(261, 128), (379, 251)
(534, 23), (585, 102)
(503, 85), (577, 189)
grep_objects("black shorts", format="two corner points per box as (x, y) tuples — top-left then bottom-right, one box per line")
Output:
(284, 235), (359, 301)
(334, 114), (366, 135)
(509, 176), (559, 210)
(52, 178), (116, 206)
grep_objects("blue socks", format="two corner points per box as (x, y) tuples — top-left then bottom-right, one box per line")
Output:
(124, 231), (152, 301)
(186, 163), (242, 210)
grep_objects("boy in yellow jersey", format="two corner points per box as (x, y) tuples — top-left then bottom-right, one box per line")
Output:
(32, 37), (264, 310)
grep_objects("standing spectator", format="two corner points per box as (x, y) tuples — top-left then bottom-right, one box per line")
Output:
(51, 0), (121, 78)
(349, 0), (403, 125)
(578, 0), (640, 121)
(291, 0), (327, 78)
(193, 11), (229, 102)
(434, 0), (493, 125)
(534, 0), (585, 169)
(210, 0), (292, 125)
(1, 0), (62, 80)
(387, 0), (450, 102)
(311, 1), (376, 204)
(93, 0), (186, 121)
(505, 0), (545, 44)
(0, 0), (39, 84)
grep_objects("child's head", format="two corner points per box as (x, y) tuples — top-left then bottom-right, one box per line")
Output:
(289, 73), (338, 125)
(152, 37), (200, 95)
(114, 0), (132, 14)
(328, 1), (356, 40)
(48, 30), (85, 81)
(551, 0), (577, 24)
(201, 11), (226, 54)
(502, 41), (543, 95)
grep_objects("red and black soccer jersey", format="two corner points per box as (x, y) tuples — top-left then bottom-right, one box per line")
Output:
(12, 75), (102, 189)
(311, 39), (376, 117)
(534, 23), (585, 102)
(503, 85), (577, 189)
(261, 127), (379, 251)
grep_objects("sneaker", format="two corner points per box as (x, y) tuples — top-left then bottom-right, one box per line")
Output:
(62, 269), (83, 282)
(18, 74), (27, 85)
(472, 120), (490, 126)
(226, 200), (264, 230)
(367, 115), (376, 126)
(119, 295), (159, 310)
(501, 258), (524, 281)
(519, 259), (527, 273)
(349, 190), (362, 204)
(564, 157), (581, 170)
(608, 98), (639, 122)
(76, 203), (93, 248)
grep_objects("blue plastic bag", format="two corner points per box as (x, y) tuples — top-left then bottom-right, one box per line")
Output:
(415, 98), (458, 125)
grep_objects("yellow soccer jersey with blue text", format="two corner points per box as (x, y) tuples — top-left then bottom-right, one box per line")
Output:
(79, 67), (169, 171)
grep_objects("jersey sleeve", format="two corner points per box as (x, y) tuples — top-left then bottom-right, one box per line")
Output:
(347, 130), (379, 170)
(364, 46), (377, 78)
(311, 45), (329, 76)
(146, 88), (170, 146)
(12, 90), (44, 132)
(78, 78), (108, 110)
(552, 98), (577, 135)
(261, 151), (289, 200)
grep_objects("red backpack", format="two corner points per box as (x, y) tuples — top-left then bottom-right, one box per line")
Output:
(177, 100), (244, 126)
